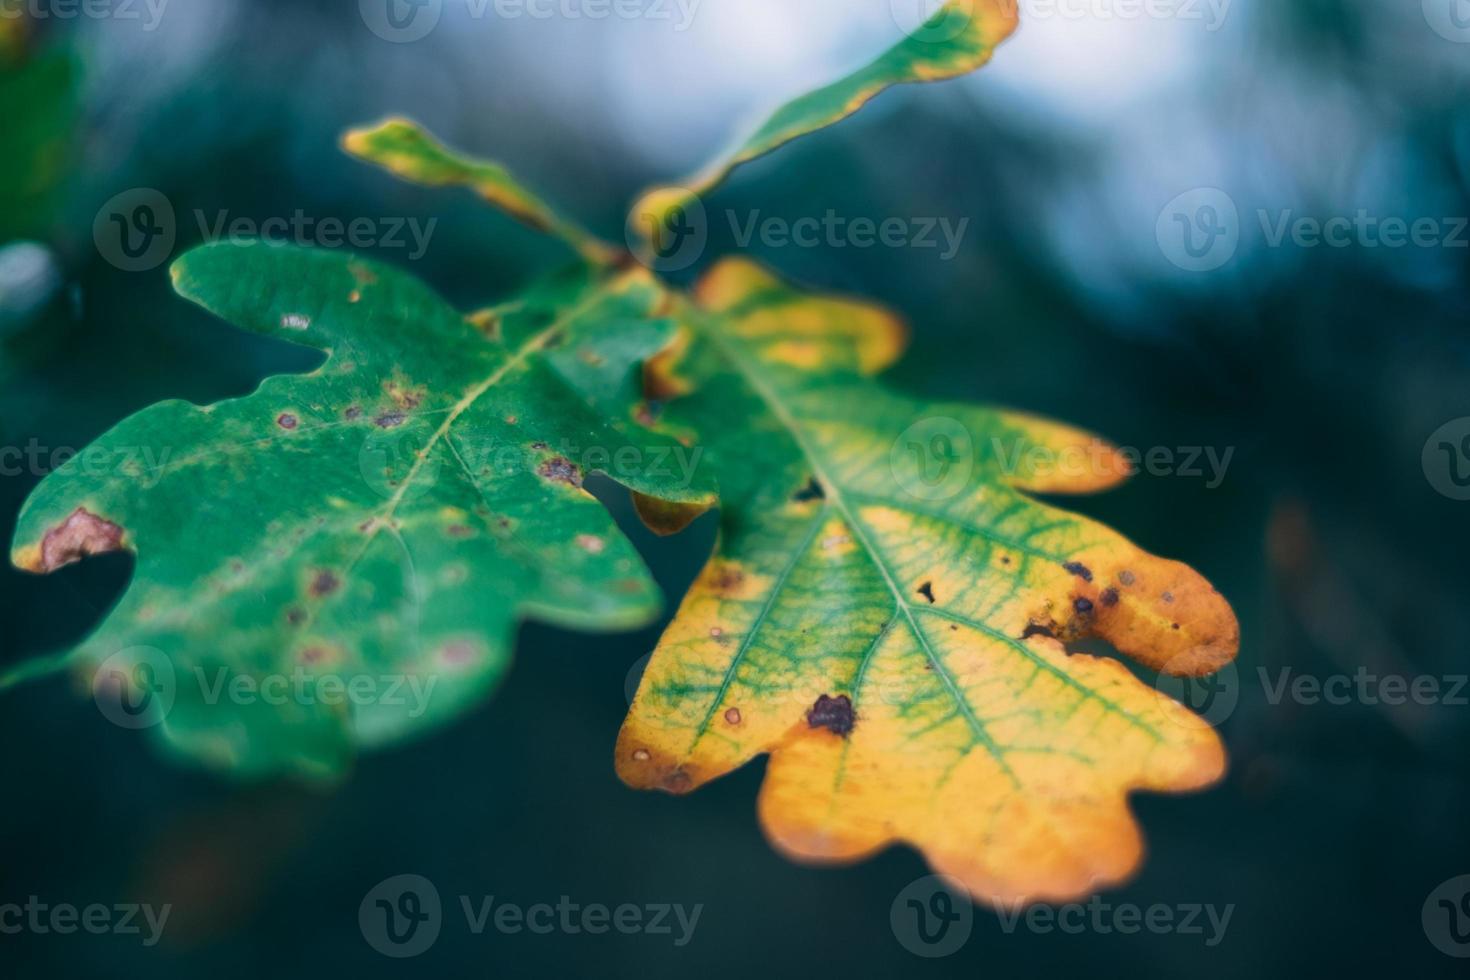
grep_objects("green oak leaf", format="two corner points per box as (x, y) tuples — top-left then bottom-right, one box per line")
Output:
(629, 0), (1019, 248)
(343, 118), (623, 266)
(5, 242), (714, 778)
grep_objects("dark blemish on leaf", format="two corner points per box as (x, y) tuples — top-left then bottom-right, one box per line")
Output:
(1001, 555), (1012, 565)
(709, 564), (744, 592)
(309, 570), (341, 597)
(505, 414), (518, 425)
(537, 456), (584, 488)
(1118, 570), (1136, 586)
(1074, 597), (1095, 615)
(792, 477), (825, 503)
(300, 646), (327, 664)
(374, 412), (406, 429)
(724, 707), (742, 725)
(531, 441), (549, 451)
(1062, 561), (1093, 582)
(634, 401), (663, 426)
(276, 413), (298, 430)
(1171, 623), (1181, 631)
(1100, 588), (1120, 607)
(286, 608), (306, 626)
(497, 517), (512, 530)
(446, 524), (472, 539)
(345, 406), (362, 420)
(807, 694), (855, 737)
(663, 770), (692, 792)
(917, 581), (936, 604)
(1162, 591), (1175, 604)
(949, 624), (958, 631)
(1021, 622), (1055, 640)
(33, 508), (125, 572)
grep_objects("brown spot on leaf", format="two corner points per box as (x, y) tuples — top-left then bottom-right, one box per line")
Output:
(286, 608), (306, 626)
(1074, 597), (1095, 615)
(446, 524), (473, 539)
(792, 477), (825, 503)
(276, 413), (298, 430)
(1062, 561), (1093, 582)
(917, 581), (936, 604)
(33, 508), (125, 572)
(807, 694), (855, 737)
(537, 456), (583, 488)
(724, 707), (742, 725)
(1100, 587), (1120, 607)
(1162, 591), (1175, 603)
(1021, 622), (1056, 641)
(345, 406), (362, 421)
(1118, 570), (1136, 586)
(309, 570), (341, 597)
(374, 412), (406, 429)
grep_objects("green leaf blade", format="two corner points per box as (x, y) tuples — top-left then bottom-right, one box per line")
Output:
(9, 242), (713, 777)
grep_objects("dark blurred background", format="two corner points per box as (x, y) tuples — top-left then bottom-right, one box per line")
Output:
(2, 0), (1469, 977)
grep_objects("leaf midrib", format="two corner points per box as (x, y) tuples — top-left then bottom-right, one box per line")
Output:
(691, 315), (1167, 780)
